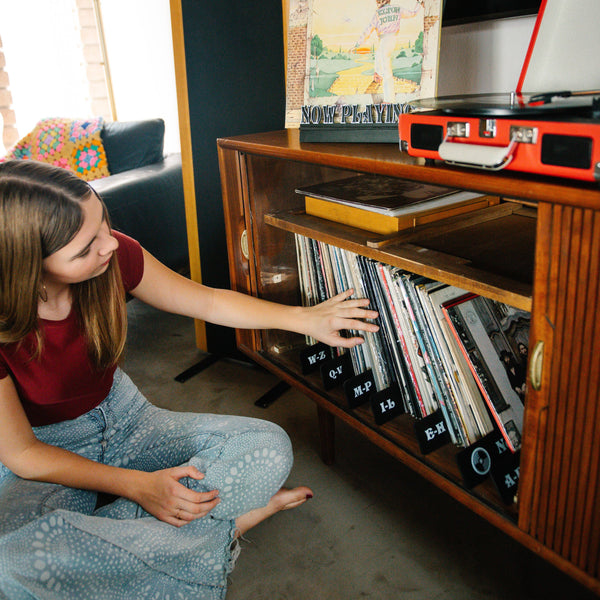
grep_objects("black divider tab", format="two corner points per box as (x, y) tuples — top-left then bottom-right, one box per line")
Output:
(371, 383), (404, 425)
(300, 343), (332, 375)
(490, 449), (520, 505)
(455, 430), (517, 500)
(320, 352), (353, 390)
(343, 369), (376, 408)
(456, 434), (496, 488)
(415, 409), (452, 454)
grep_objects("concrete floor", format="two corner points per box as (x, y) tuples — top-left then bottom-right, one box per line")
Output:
(124, 299), (596, 600)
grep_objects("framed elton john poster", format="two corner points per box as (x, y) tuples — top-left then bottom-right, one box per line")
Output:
(285, 0), (443, 139)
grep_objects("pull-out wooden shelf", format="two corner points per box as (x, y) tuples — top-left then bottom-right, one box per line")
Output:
(265, 200), (535, 312)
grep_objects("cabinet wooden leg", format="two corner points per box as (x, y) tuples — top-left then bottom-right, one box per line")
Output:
(317, 406), (335, 465)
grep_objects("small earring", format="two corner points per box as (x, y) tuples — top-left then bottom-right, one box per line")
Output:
(39, 284), (48, 303)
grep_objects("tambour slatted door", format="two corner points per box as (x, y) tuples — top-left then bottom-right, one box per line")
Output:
(520, 202), (600, 580)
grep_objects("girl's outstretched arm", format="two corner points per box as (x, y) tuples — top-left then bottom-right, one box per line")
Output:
(131, 249), (379, 348)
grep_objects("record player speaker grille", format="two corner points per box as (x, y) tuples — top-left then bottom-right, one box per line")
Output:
(541, 134), (592, 170)
(411, 123), (444, 151)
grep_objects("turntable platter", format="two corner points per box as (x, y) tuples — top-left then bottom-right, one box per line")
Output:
(411, 93), (596, 117)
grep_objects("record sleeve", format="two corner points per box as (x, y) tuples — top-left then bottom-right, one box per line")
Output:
(442, 294), (528, 452)
(297, 175), (462, 216)
(397, 273), (463, 445)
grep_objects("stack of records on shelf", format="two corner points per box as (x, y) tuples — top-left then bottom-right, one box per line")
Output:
(296, 175), (498, 236)
(294, 233), (531, 459)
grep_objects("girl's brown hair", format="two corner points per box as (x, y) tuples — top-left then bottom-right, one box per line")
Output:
(0, 160), (127, 369)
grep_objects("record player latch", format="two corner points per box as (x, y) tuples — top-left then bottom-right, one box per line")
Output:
(510, 125), (538, 145)
(446, 122), (470, 138)
(479, 119), (496, 139)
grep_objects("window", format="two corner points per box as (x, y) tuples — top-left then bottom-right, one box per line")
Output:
(0, 0), (92, 137)
(98, 0), (180, 153)
(0, 0), (179, 154)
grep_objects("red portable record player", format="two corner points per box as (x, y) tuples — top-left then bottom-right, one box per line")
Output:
(398, 0), (600, 182)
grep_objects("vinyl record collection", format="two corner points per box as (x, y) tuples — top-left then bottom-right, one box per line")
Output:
(294, 233), (530, 454)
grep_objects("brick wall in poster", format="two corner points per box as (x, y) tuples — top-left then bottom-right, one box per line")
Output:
(286, 22), (308, 113)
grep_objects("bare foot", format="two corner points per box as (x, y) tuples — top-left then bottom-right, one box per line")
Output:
(270, 486), (313, 511)
(235, 486), (313, 536)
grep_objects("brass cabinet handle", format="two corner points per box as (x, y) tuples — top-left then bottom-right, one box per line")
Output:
(530, 340), (544, 391)
(240, 229), (249, 260)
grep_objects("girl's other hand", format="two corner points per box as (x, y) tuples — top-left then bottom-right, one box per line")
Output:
(133, 465), (220, 527)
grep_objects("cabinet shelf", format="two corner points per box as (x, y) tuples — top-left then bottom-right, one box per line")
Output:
(257, 345), (519, 521)
(265, 203), (534, 312)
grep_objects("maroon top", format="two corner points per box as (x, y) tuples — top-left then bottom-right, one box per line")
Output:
(0, 231), (144, 426)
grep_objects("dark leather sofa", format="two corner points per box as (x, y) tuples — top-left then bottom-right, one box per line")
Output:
(90, 119), (189, 273)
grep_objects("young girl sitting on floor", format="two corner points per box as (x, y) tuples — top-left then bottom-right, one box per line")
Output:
(0, 160), (378, 600)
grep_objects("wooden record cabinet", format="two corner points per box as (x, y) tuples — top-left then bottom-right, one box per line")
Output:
(216, 129), (600, 594)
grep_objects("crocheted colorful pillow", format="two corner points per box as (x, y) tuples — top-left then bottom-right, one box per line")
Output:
(4, 117), (110, 181)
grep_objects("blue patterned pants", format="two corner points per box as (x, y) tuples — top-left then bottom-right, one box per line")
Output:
(0, 369), (293, 599)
